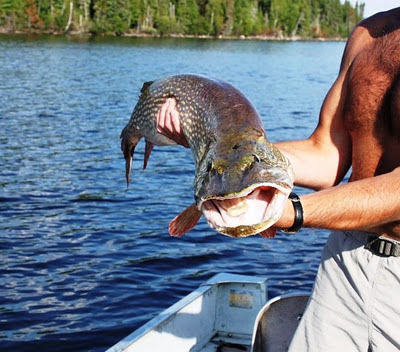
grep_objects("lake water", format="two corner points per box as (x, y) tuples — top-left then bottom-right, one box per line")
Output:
(0, 35), (345, 351)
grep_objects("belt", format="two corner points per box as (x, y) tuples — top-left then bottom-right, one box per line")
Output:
(365, 235), (400, 257)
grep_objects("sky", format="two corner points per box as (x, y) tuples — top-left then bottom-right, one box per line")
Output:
(345, 0), (400, 18)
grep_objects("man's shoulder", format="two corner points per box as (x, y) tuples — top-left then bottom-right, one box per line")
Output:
(354, 7), (400, 40)
(339, 8), (400, 70)
(344, 8), (400, 66)
(339, 25), (371, 72)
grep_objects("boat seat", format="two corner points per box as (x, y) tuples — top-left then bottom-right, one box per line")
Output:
(250, 293), (310, 352)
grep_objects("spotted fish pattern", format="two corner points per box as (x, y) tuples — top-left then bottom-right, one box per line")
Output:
(121, 74), (294, 238)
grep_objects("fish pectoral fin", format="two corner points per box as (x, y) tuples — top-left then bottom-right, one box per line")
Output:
(120, 126), (142, 186)
(169, 203), (202, 236)
(143, 140), (154, 170)
(259, 228), (277, 238)
(125, 147), (134, 186)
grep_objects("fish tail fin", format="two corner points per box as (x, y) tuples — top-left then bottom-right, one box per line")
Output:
(120, 125), (142, 187)
(169, 203), (202, 236)
(143, 140), (154, 170)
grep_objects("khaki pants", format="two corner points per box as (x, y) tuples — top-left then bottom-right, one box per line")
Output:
(288, 230), (400, 352)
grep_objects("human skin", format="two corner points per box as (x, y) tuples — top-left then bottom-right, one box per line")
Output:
(156, 8), (400, 240)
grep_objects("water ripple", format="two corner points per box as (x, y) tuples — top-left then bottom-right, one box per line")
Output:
(0, 34), (343, 351)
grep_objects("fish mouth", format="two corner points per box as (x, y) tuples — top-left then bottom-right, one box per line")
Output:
(199, 183), (291, 237)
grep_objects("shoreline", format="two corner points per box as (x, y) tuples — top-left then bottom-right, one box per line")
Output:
(0, 28), (347, 42)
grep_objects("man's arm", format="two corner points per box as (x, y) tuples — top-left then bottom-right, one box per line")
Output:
(275, 71), (352, 190)
(275, 25), (373, 190)
(275, 167), (400, 238)
(275, 23), (400, 238)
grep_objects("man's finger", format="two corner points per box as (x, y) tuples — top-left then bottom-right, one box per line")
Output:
(156, 98), (189, 147)
(169, 100), (190, 147)
(157, 98), (169, 133)
(169, 99), (181, 133)
(163, 99), (175, 136)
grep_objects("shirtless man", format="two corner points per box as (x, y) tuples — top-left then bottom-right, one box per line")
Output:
(157, 8), (400, 351)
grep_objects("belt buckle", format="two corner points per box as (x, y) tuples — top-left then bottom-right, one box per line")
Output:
(366, 236), (395, 257)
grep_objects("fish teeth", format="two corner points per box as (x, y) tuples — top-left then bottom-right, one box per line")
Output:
(219, 197), (248, 217)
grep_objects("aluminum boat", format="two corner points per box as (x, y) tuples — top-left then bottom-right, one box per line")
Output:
(107, 273), (309, 352)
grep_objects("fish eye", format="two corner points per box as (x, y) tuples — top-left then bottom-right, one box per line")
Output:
(232, 143), (241, 150)
(252, 154), (261, 163)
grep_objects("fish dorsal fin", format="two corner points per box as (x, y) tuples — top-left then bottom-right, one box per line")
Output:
(169, 203), (202, 236)
(138, 81), (154, 100)
(140, 81), (154, 94)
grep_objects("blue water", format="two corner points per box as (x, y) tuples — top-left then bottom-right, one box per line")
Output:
(0, 35), (345, 351)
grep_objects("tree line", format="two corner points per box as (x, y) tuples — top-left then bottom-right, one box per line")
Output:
(0, 0), (364, 38)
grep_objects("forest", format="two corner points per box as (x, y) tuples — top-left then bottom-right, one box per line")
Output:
(0, 0), (364, 38)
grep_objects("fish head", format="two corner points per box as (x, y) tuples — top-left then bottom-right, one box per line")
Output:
(194, 132), (294, 237)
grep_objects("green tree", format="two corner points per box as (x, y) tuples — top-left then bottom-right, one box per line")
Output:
(233, 0), (262, 35)
(0, 0), (365, 37)
(92, 0), (131, 34)
(0, 0), (26, 29)
(153, 0), (178, 35)
(176, 0), (200, 34)
(204, 0), (226, 35)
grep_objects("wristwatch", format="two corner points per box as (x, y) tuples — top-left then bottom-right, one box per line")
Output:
(281, 192), (304, 234)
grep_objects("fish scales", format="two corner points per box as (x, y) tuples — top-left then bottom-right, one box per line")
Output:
(121, 74), (294, 238)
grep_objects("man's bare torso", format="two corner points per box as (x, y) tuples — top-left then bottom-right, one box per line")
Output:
(344, 9), (400, 236)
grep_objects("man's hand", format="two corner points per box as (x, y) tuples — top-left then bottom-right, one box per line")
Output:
(156, 98), (189, 147)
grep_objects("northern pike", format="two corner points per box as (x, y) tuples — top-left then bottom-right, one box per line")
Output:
(121, 74), (294, 238)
